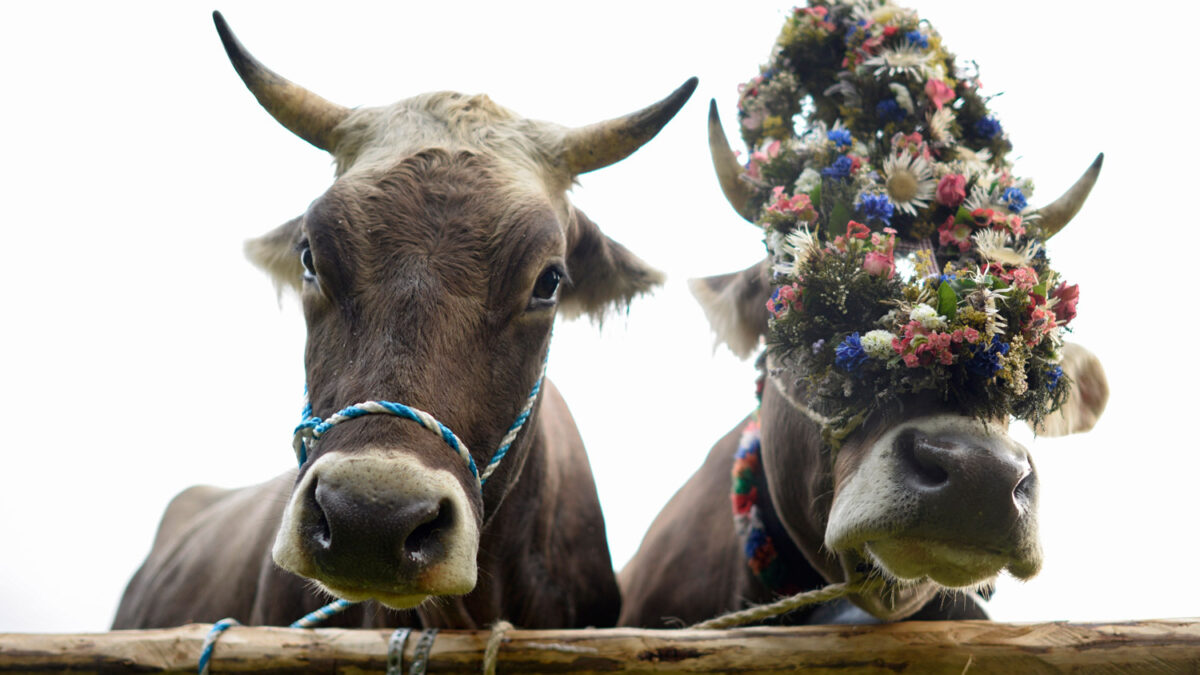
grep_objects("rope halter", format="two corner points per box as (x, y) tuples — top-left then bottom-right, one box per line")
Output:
(291, 353), (548, 489)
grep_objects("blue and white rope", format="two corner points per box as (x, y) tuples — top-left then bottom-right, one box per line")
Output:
(198, 353), (548, 672)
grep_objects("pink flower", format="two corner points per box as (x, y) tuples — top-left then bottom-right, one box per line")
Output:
(1051, 283), (1080, 325)
(847, 220), (870, 240)
(863, 251), (895, 278)
(936, 174), (967, 208)
(925, 79), (956, 110)
(745, 139), (781, 180)
(766, 186), (817, 222)
(1010, 266), (1039, 291)
(938, 216), (972, 252)
(766, 283), (802, 319)
(1025, 306), (1057, 341)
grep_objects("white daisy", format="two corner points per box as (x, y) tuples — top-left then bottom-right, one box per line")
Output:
(951, 146), (993, 177)
(882, 152), (936, 215)
(972, 229), (1041, 267)
(772, 226), (818, 279)
(863, 43), (937, 81)
(926, 106), (955, 144)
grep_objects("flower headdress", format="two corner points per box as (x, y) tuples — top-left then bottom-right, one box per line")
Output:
(711, 0), (1101, 444)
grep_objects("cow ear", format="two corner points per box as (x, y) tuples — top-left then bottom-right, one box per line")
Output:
(687, 260), (771, 359)
(1028, 341), (1109, 437)
(245, 216), (304, 295)
(559, 208), (665, 320)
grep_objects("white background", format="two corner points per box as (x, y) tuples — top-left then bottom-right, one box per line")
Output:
(2, 1), (1195, 631)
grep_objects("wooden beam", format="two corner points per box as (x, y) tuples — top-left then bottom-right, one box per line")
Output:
(2, 620), (1198, 673)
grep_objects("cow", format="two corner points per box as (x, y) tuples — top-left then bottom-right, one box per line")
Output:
(112, 12), (695, 630)
(618, 4), (1109, 627)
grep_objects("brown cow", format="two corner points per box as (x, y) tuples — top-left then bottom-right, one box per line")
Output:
(618, 81), (1110, 628)
(112, 13), (695, 630)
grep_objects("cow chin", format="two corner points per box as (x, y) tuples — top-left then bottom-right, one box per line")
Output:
(825, 414), (1043, 614)
(864, 538), (1040, 588)
(273, 449), (481, 606)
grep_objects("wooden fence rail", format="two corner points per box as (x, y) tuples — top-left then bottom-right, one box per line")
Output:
(2, 619), (1199, 674)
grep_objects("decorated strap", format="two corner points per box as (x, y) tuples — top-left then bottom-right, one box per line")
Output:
(731, 417), (801, 596)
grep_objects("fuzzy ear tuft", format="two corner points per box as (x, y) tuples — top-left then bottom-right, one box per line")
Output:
(687, 260), (771, 359)
(1028, 341), (1109, 437)
(558, 208), (665, 320)
(244, 216), (304, 296)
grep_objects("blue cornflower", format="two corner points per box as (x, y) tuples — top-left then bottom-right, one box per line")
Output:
(835, 333), (869, 373)
(1002, 186), (1028, 213)
(822, 155), (854, 180)
(906, 30), (929, 48)
(966, 336), (1010, 377)
(939, 273), (959, 284)
(856, 193), (895, 224)
(974, 116), (1003, 139)
(827, 128), (852, 148)
(876, 98), (906, 122)
(1045, 365), (1064, 390)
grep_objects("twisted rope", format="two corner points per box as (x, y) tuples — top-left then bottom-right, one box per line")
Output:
(197, 618), (239, 675)
(482, 620), (514, 675)
(690, 578), (882, 629)
(290, 598), (355, 628)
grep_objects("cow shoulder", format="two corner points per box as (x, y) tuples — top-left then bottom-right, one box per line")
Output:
(688, 260), (771, 358)
(112, 476), (292, 628)
(1027, 341), (1109, 436)
(618, 419), (756, 627)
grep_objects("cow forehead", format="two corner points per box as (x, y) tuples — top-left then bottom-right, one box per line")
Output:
(306, 151), (565, 304)
(330, 92), (571, 215)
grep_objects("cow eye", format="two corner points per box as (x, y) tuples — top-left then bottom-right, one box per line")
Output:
(530, 266), (563, 306)
(299, 242), (316, 282)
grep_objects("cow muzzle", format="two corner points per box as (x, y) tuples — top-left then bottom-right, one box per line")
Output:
(273, 449), (480, 609)
(825, 415), (1042, 590)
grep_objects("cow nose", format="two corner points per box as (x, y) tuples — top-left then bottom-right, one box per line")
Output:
(308, 478), (456, 581)
(895, 428), (1036, 536)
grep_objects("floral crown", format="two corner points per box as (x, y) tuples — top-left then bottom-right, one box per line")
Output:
(715, 0), (1100, 445)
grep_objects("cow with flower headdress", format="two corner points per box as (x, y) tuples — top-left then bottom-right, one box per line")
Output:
(619, 0), (1108, 625)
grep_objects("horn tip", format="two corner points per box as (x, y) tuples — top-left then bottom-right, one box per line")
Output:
(708, 98), (720, 122)
(1092, 152), (1104, 170)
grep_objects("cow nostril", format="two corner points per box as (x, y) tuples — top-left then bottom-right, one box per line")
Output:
(1014, 470), (1036, 503)
(305, 476), (333, 551)
(403, 499), (453, 564)
(896, 430), (949, 488)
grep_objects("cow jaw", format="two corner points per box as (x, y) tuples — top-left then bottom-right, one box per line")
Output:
(273, 449), (480, 609)
(825, 415), (1042, 596)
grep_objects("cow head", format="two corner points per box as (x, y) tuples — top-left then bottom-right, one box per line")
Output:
(690, 3), (1110, 620)
(214, 12), (694, 609)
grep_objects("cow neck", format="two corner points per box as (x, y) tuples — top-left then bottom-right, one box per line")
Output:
(731, 413), (821, 600)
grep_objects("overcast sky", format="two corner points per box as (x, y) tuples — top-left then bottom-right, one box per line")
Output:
(2, 1), (1195, 632)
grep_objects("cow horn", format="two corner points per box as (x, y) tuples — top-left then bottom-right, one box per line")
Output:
(561, 77), (698, 175)
(707, 100), (757, 223)
(1035, 153), (1103, 238)
(213, 11), (351, 152)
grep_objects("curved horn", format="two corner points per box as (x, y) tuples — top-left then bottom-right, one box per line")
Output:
(1035, 153), (1103, 238)
(213, 11), (351, 151)
(561, 77), (697, 175)
(707, 99), (757, 223)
